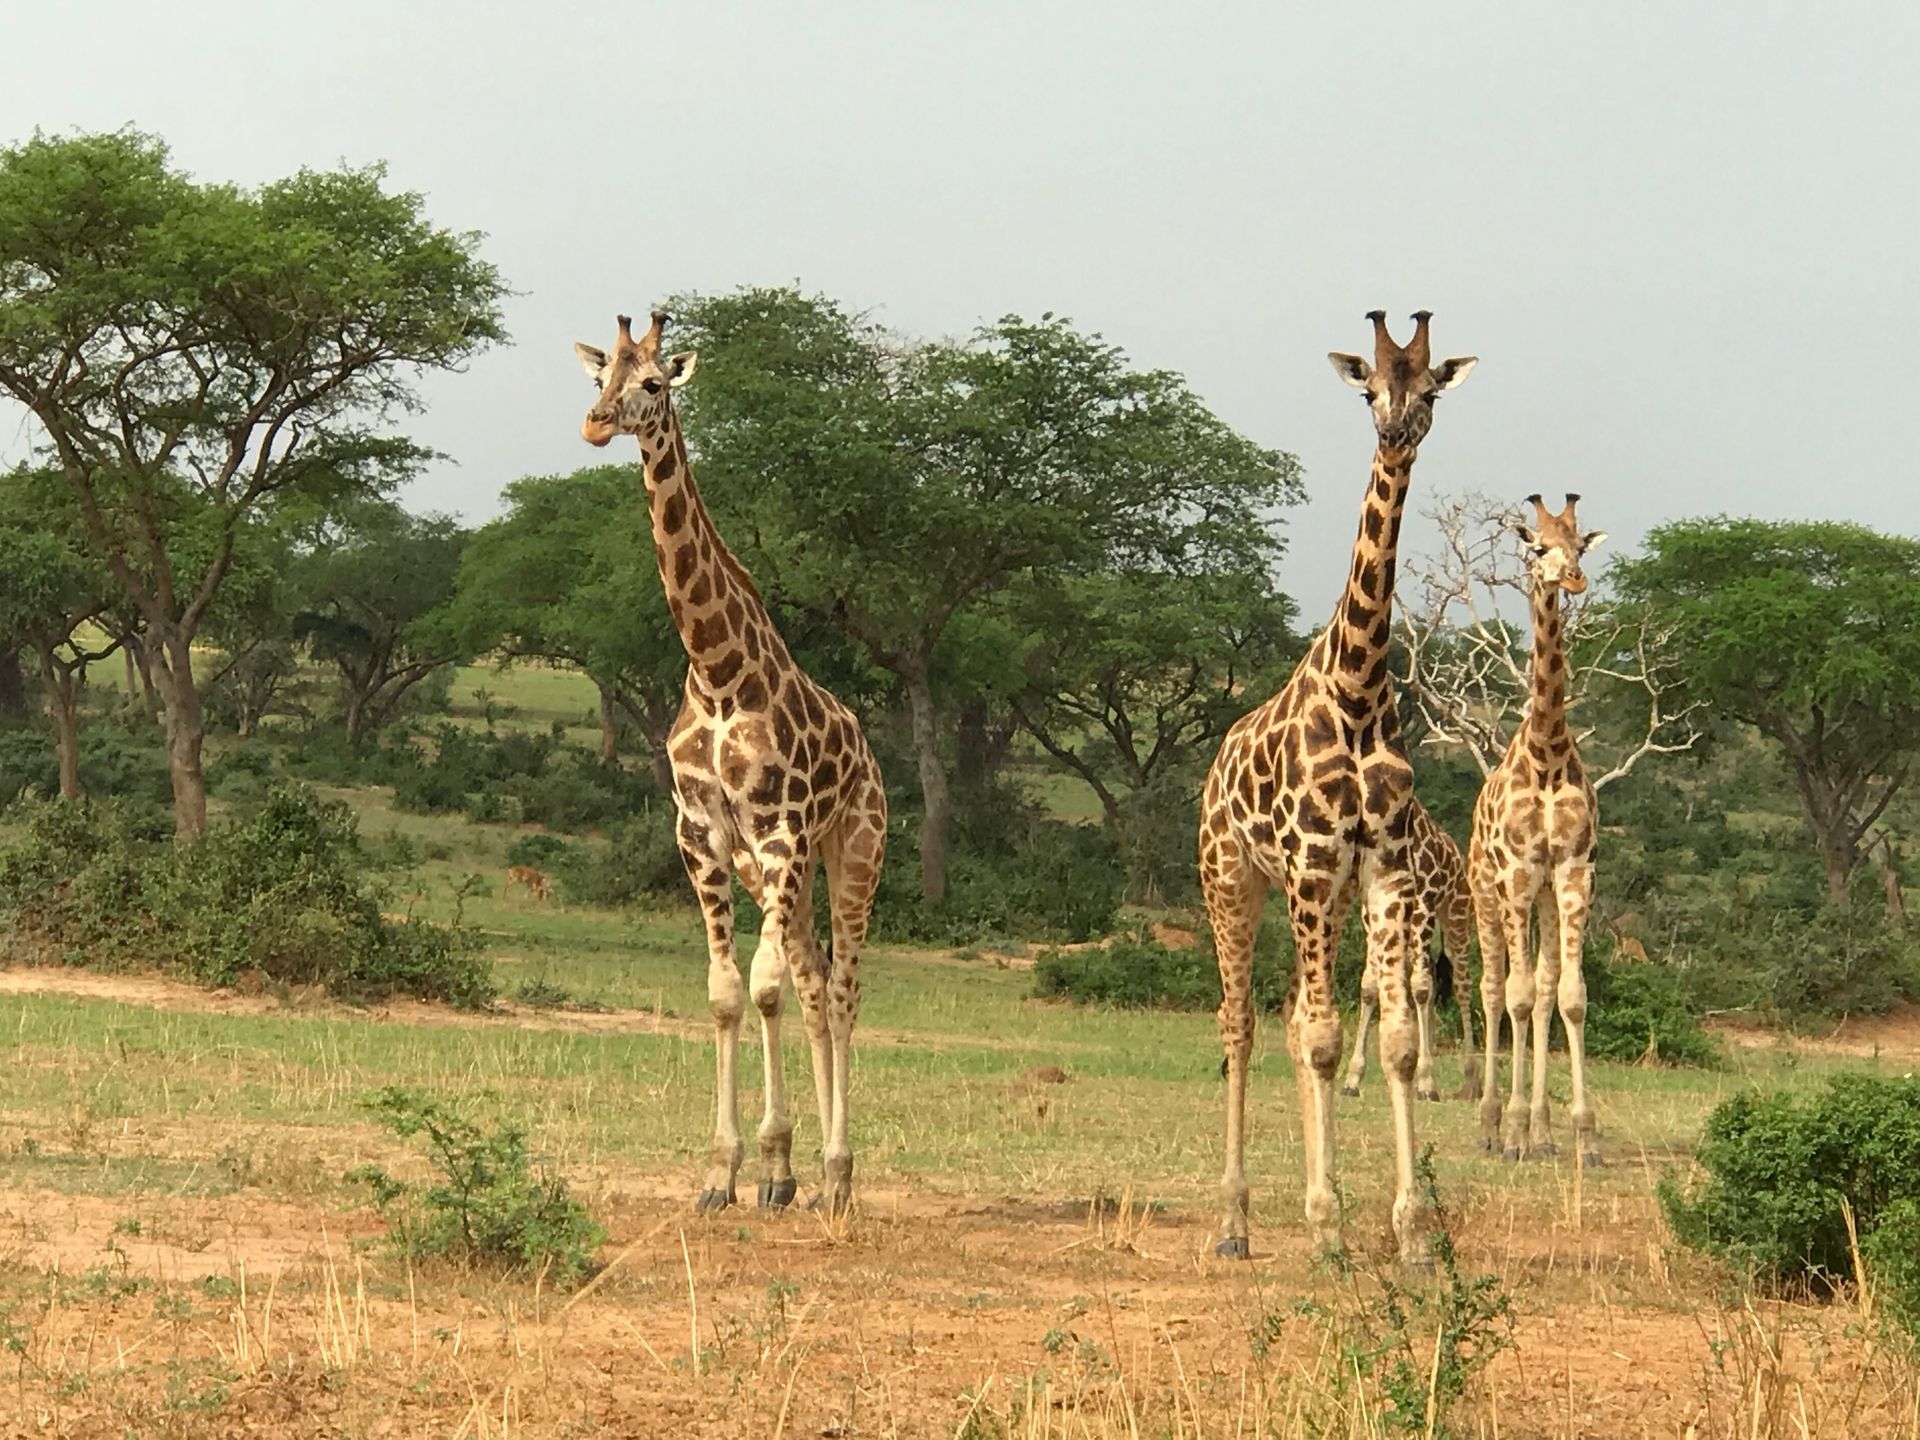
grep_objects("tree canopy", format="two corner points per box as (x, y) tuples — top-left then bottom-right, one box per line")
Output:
(0, 128), (507, 833)
(1614, 517), (1920, 904)
(670, 286), (1303, 900)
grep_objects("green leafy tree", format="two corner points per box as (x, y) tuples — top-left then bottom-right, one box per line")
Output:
(0, 467), (122, 797)
(672, 287), (1303, 901)
(1614, 518), (1920, 905)
(0, 129), (507, 835)
(1011, 568), (1298, 895)
(292, 500), (467, 746)
(449, 466), (686, 787)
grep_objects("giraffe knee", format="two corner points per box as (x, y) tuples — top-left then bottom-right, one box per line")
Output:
(1297, 1015), (1343, 1075)
(1378, 1017), (1418, 1081)
(708, 969), (745, 1025)
(1558, 973), (1587, 1025)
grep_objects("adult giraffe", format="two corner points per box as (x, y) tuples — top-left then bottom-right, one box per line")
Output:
(575, 311), (887, 1217)
(1201, 311), (1477, 1264)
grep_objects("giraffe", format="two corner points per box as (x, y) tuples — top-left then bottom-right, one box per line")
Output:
(574, 311), (888, 1217)
(1469, 493), (1607, 1165)
(1201, 311), (1477, 1263)
(1340, 797), (1479, 1104)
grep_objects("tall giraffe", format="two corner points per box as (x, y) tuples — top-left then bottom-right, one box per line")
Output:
(1202, 311), (1477, 1263)
(1469, 493), (1606, 1164)
(1340, 797), (1479, 1103)
(574, 311), (888, 1216)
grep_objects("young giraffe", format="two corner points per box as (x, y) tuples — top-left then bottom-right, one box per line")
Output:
(1202, 311), (1477, 1263)
(1470, 493), (1607, 1164)
(574, 311), (888, 1216)
(1340, 797), (1479, 1104)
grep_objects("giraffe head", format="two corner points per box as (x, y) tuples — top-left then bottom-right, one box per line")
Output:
(1512, 493), (1608, 596)
(574, 310), (699, 447)
(1328, 310), (1477, 451)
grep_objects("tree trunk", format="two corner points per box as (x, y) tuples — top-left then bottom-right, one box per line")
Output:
(148, 630), (209, 840)
(955, 696), (991, 788)
(903, 658), (951, 905)
(33, 650), (81, 800)
(1823, 841), (1853, 908)
(0, 649), (28, 720)
(344, 686), (372, 749)
(127, 634), (162, 720)
(598, 685), (619, 761)
(1873, 834), (1906, 924)
(121, 644), (138, 705)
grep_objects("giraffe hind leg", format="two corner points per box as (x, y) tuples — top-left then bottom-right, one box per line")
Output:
(816, 795), (884, 1218)
(1203, 830), (1268, 1260)
(679, 811), (745, 1212)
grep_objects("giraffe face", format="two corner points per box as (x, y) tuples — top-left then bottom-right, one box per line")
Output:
(574, 312), (698, 447)
(1328, 350), (1478, 451)
(1512, 494), (1607, 596)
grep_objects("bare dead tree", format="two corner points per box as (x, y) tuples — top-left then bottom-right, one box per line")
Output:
(1398, 491), (1703, 789)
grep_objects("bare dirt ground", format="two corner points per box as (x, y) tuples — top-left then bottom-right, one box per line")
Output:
(0, 1174), (1909, 1439)
(1707, 1001), (1920, 1065)
(3, 968), (1916, 1436)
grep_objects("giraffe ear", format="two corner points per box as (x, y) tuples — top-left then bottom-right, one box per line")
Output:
(1430, 356), (1478, 391)
(1581, 530), (1609, 553)
(1328, 353), (1372, 388)
(665, 351), (700, 389)
(1510, 522), (1540, 548)
(574, 343), (609, 382)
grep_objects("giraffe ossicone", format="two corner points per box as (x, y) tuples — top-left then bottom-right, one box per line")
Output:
(1202, 310), (1477, 1266)
(1469, 492), (1606, 1167)
(574, 308), (888, 1218)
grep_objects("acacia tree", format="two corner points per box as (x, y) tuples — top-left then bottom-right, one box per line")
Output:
(0, 130), (506, 835)
(449, 466), (688, 788)
(1615, 517), (1920, 906)
(1011, 569), (1298, 826)
(292, 501), (467, 746)
(1398, 491), (1702, 789)
(672, 288), (1303, 901)
(0, 468), (122, 797)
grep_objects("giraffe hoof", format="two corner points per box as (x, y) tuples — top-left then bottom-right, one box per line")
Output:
(1339, 1084), (1360, 1098)
(759, 1177), (798, 1210)
(1529, 1143), (1558, 1161)
(1401, 1257), (1437, 1277)
(1580, 1152), (1606, 1169)
(1214, 1236), (1251, 1261)
(695, 1187), (735, 1213)
(1417, 1088), (1441, 1103)
(1501, 1147), (1522, 1162)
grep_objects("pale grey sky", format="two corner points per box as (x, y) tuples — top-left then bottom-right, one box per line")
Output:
(4, 1), (1915, 613)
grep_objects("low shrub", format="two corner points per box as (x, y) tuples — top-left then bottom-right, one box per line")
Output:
(1032, 924), (1280, 1010)
(550, 804), (687, 908)
(346, 1087), (603, 1287)
(1580, 950), (1722, 1068)
(873, 782), (1124, 945)
(1659, 1074), (1920, 1293)
(0, 785), (493, 1006)
(1865, 1199), (1920, 1346)
(0, 725), (173, 811)
(506, 833), (576, 871)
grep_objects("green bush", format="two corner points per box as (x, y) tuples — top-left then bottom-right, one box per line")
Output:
(0, 786), (493, 1006)
(1659, 1074), (1920, 1292)
(0, 725), (173, 811)
(1864, 1199), (1920, 1345)
(873, 781), (1123, 945)
(346, 1087), (603, 1287)
(1580, 951), (1722, 1068)
(550, 804), (687, 908)
(506, 833), (577, 871)
(387, 724), (656, 832)
(1032, 921), (1309, 1011)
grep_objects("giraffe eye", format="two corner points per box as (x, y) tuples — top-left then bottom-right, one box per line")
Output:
(1531, 545), (1548, 557)
(642, 377), (663, 394)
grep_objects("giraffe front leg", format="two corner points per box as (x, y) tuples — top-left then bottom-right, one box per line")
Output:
(1203, 832), (1267, 1259)
(747, 853), (816, 1211)
(1527, 898), (1562, 1157)
(1499, 899), (1536, 1162)
(1555, 862), (1602, 1167)
(1471, 867), (1508, 1146)
(679, 815), (744, 1212)
(1341, 956), (1377, 1097)
(1410, 937), (1440, 1103)
(1364, 860), (1430, 1270)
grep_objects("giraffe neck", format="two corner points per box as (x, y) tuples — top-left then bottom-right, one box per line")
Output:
(1522, 581), (1569, 744)
(635, 412), (790, 690)
(1324, 445), (1414, 698)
